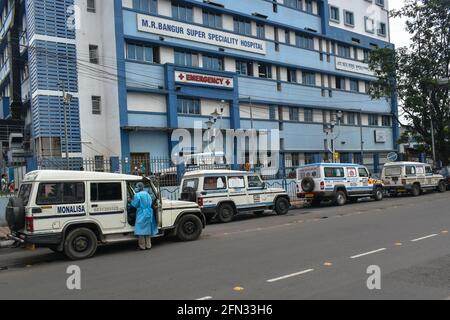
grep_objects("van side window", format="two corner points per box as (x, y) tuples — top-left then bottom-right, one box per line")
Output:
(228, 176), (245, 188)
(425, 166), (433, 175)
(36, 182), (85, 205)
(324, 167), (345, 178)
(91, 183), (122, 202)
(204, 176), (226, 190)
(248, 175), (264, 188)
(415, 166), (425, 174)
(405, 166), (416, 175)
(358, 168), (369, 178)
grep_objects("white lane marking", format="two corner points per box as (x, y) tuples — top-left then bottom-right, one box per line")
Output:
(411, 234), (438, 242)
(196, 296), (213, 300)
(350, 248), (387, 259)
(267, 268), (314, 283)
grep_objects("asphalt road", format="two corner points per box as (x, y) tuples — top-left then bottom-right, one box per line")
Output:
(0, 192), (449, 300)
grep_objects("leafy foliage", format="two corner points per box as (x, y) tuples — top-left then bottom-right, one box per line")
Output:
(368, 0), (450, 165)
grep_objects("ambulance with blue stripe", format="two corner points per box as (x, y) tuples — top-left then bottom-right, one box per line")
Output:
(296, 163), (384, 207)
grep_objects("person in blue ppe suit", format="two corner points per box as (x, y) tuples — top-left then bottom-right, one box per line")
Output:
(129, 182), (158, 250)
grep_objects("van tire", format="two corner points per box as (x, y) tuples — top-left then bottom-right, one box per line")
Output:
(373, 188), (383, 201)
(437, 181), (446, 193)
(217, 203), (235, 223)
(334, 191), (347, 206)
(411, 184), (421, 197)
(63, 228), (98, 260)
(176, 214), (203, 241)
(5, 197), (25, 232)
(274, 197), (290, 215)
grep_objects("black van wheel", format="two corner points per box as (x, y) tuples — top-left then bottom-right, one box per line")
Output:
(411, 184), (421, 197)
(373, 188), (383, 201)
(6, 197), (25, 231)
(274, 197), (289, 215)
(63, 228), (98, 260)
(176, 214), (203, 241)
(217, 203), (235, 223)
(437, 181), (446, 193)
(334, 191), (347, 206)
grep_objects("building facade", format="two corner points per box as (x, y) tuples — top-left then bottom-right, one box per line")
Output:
(0, 0), (398, 175)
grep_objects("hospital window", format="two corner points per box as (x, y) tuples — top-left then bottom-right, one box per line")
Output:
(172, 3), (193, 22)
(349, 79), (359, 92)
(258, 63), (272, 79)
(203, 10), (222, 29)
(296, 34), (314, 50)
(133, 0), (157, 13)
(329, 6), (339, 22)
(304, 109), (313, 122)
(233, 17), (251, 36)
(289, 107), (299, 121)
(177, 98), (201, 115)
(382, 115), (391, 127)
(87, 0), (96, 13)
(284, 0), (302, 10)
(174, 50), (198, 67)
(89, 44), (99, 64)
(256, 23), (265, 39)
(287, 69), (297, 83)
(347, 112), (356, 125)
(91, 96), (101, 115)
(378, 22), (387, 37)
(368, 114), (379, 126)
(302, 71), (316, 86)
(236, 60), (253, 76)
(305, 0), (313, 14)
(335, 76), (345, 89)
(337, 44), (351, 58)
(202, 55), (224, 71)
(127, 44), (154, 63)
(269, 106), (277, 120)
(344, 10), (354, 27)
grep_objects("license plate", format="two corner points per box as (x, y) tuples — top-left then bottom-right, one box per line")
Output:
(305, 193), (315, 198)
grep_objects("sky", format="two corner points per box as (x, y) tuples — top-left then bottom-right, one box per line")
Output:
(389, 0), (411, 48)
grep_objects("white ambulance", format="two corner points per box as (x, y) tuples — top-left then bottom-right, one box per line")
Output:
(6, 170), (205, 260)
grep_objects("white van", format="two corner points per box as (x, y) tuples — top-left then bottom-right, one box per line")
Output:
(382, 162), (447, 196)
(297, 163), (384, 206)
(6, 170), (205, 260)
(179, 170), (290, 223)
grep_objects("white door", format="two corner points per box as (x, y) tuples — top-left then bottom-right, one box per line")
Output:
(88, 181), (126, 230)
(247, 175), (267, 206)
(357, 167), (372, 193)
(227, 176), (248, 210)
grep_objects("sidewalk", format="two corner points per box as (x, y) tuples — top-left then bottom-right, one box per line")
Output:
(0, 227), (14, 248)
(0, 226), (10, 239)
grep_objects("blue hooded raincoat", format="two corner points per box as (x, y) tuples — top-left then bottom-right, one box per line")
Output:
(131, 191), (158, 236)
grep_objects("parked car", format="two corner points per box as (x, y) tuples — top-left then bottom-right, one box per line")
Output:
(179, 170), (290, 223)
(6, 170), (205, 260)
(381, 162), (447, 196)
(438, 166), (450, 190)
(296, 163), (384, 207)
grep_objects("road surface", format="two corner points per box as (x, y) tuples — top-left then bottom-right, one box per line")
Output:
(0, 192), (449, 300)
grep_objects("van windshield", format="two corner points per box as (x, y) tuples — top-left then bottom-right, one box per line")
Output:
(18, 184), (32, 206)
(385, 166), (402, 176)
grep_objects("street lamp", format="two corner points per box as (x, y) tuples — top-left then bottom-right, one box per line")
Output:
(323, 111), (343, 163)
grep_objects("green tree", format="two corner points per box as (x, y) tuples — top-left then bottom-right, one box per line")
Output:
(368, 0), (450, 166)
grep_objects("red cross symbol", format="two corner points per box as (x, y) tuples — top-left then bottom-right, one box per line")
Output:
(178, 73), (185, 80)
(225, 79), (231, 86)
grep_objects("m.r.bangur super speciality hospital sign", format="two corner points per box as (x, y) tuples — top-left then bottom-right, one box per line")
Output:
(137, 14), (267, 55)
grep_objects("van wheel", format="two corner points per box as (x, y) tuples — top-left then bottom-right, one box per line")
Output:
(217, 203), (235, 223)
(437, 181), (446, 193)
(373, 188), (383, 201)
(63, 228), (98, 260)
(274, 197), (289, 215)
(334, 191), (347, 206)
(176, 214), (202, 241)
(411, 184), (421, 197)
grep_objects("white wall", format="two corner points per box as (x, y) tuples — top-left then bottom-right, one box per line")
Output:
(328, 0), (390, 42)
(201, 99), (230, 117)
(75, 0), (122, 158)
(128, 93), (167, 113)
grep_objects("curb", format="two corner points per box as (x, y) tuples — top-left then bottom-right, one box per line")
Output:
(0, 240), (15, 248)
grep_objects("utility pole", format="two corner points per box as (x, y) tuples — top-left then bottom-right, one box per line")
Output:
(249, 96), (254, 129)
(60, 82), (72, 170)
